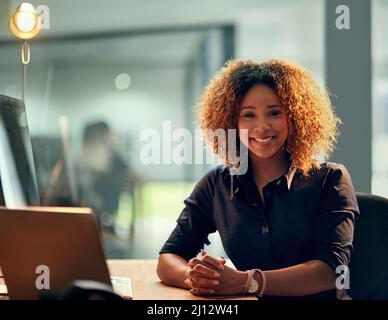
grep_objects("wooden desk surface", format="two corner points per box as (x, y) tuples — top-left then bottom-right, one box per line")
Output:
(0, 260), (256, 300)
(108, 259), (255, 300)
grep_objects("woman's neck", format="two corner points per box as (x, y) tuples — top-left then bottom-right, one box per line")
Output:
(250, 150), (291, 184)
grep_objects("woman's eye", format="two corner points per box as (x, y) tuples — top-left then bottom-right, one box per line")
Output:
(269, 111), (281, 117)
(242, 113), (255, 119)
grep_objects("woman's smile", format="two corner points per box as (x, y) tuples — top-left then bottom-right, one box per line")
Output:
(249, 135), (277, 146)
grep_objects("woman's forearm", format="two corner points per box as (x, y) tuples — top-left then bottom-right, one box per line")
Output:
(263, 260), (337, 296)
(157, 253), (191, 289)
(157, 254), (337, 297)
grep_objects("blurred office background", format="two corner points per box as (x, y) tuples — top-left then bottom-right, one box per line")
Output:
(0, 0), (386, 259)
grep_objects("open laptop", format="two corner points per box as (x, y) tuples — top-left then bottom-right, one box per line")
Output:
(0, 206), (133, 300)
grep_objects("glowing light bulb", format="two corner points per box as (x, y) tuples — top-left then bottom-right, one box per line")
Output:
(9, 2), (41, 40)
(15, 11), (36, 32)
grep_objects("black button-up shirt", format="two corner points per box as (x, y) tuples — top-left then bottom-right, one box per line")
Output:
(160, 161), (360, 299)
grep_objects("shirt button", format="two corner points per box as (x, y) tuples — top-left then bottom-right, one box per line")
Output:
(261, 225), (269, 234)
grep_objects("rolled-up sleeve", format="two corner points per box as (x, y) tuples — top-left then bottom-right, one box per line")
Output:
(159, 168), (218, 261)
(313, 164), (360, 271)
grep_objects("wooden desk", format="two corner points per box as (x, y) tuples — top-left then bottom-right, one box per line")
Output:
(1, 260), (256, 300)
(109, 259), (255, 300)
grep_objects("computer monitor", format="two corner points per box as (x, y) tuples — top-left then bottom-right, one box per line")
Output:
(0, 94), (40, 207)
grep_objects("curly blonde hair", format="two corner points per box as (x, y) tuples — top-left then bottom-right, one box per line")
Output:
(197, 59), (341, 176)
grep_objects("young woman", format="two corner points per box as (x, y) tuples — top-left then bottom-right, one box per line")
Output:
(157, 59), (359, 299)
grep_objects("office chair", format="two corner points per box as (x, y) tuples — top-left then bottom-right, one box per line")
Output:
(348, 192), (388, 299)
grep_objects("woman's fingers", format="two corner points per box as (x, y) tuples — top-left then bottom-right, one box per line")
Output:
(184, 267), (190, 279)
(185, 278), (217, 296)
(188, 257), (202, 268)
(201, 254), (225, 270)
(189, 288), (216, 296)
(200, 249), (225, 266)
(189, 264), (220, 279)
(188, 255), (225, 270)
(184, 278), (193, 288)
(190, 276), (220, 288)
(186, 254), (220, 296)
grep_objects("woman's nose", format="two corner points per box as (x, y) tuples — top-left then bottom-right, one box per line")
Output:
(253, 118), (271, 133)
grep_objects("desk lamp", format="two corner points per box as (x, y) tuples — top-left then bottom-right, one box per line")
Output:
(9, 3), (42, 101)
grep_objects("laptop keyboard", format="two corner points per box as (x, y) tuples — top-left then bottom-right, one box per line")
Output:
(111, 276), (133, 299)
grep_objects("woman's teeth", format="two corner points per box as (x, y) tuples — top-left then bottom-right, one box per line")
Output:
(253, 136), (274, 143)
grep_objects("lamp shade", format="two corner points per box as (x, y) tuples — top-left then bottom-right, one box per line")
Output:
(9, 3), (42, 40)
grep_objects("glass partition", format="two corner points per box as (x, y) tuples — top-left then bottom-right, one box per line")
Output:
(0, 0), (324, 258)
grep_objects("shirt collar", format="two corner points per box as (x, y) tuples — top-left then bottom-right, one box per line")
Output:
(231, 154), (297, 195)
(284, 165), (297, 191)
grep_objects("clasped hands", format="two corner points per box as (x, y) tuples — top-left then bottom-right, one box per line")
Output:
(184, 250), (249, 296)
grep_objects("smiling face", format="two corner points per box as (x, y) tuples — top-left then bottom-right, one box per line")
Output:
(237, 84), (289, 160)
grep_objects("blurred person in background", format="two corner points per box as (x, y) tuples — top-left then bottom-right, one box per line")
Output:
(79, 121), (131, 233)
